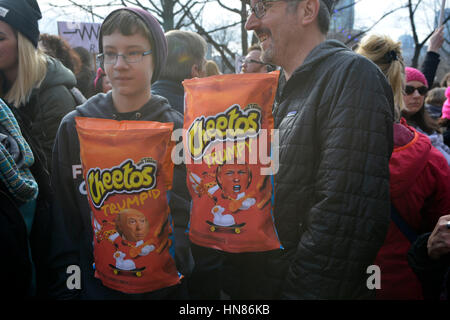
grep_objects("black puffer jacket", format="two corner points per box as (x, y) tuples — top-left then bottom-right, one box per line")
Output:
(19, 56), (77, 169)
(269, 40), (394, 299)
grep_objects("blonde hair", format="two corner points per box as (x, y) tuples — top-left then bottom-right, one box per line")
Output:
(4, 32), (47, 107)
(205, 60), (221, 76)
(356, 34), (405, 121)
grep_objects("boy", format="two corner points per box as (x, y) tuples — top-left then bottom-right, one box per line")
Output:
(51, 8), (190, 299)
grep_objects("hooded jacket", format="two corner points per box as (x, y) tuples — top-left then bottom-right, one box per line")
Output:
(151, 80), (184, 115)
(375, 119), (450, 300)
(51, 92), (190, 299)
(19, 56), (77, 168)
(270, 40), (394, 299)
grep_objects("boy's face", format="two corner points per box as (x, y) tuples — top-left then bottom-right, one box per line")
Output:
(102, 31), (154, 100)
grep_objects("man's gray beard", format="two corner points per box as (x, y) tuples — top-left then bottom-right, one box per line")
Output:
(261, 47), (274, 65)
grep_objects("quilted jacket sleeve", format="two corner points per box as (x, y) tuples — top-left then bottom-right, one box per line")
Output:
(282, 57), (394, 299)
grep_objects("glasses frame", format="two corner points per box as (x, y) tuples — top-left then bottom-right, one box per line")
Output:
(247, 0), (282, 19)
(404, 85), (428, 96)
(97, 50), (152, 65)
(242, 58), (266, 65)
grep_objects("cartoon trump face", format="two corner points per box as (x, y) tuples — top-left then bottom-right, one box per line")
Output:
(216, 164), (252, 199)
(115, 209), (150, 242)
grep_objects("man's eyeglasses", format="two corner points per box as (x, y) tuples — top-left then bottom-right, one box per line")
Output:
(242, 58), (266, 65)
(404, 85), (428, 96)
(97, 50), (152, 65)
(247, 0), (282, 19)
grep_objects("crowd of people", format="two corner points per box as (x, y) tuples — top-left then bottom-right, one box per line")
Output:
(1, 0), (449, 300)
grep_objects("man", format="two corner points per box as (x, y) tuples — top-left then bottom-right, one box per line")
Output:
(151, 30), (207, 115)
(240, 44), (269, 73)
(246, 0), (394, 299)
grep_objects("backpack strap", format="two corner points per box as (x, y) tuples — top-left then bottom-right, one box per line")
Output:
(391, 203), (418, 243)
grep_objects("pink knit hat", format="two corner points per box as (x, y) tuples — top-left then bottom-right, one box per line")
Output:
(442, 86), (450, 120)
(405, 67), (428, 88)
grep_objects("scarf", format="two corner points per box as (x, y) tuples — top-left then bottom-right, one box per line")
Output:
(0, 99), (38, 203)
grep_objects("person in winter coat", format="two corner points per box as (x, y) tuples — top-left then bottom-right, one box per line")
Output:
(151, 30), (207, 115)
(92, 67), (112, 95)
(52, 7), (190, 300)
(356, 33), (450, 300)
(245, 0), (394, 299)
(408, 215), (450, 300)
(440, 87), (450, 148)
(425, 87), (446, 120)
(38, 33), (87, 105)
(0, 98), (78, 299)
(402, 67), (450, 165)
(0, 0), (78, 170)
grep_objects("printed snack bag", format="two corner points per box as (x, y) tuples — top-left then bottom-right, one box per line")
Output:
(183, 72), (281, 253)
(76, 117), (181, 294)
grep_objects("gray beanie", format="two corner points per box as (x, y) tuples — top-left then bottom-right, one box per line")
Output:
(99, 8), (168, 84)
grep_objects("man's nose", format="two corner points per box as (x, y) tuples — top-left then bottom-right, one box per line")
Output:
(245, 12), (259, 31)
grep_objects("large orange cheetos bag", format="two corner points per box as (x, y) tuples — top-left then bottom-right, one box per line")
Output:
(76, 117), (181, 294)
(183, 72), (282, 253)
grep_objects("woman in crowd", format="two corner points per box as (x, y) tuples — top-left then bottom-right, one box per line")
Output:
(73, 46), (96, 99)
(356, 34), (450, 300)
(402, 67), (450, 165)
(440, 87), (450, 148)
(38, 33), (87, 105)
(0, 0), (78, 168)
(92, 67), (112, 94)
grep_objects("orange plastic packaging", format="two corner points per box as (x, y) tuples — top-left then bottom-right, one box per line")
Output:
(76, 117), (181, 294)
(183, 72), (282, 253)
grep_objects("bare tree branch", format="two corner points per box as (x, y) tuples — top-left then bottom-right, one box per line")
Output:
(217, 0), (241, 14)
(344, 3), (408, 45)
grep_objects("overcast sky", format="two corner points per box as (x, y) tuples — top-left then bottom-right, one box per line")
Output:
(37, 0), (446, 45)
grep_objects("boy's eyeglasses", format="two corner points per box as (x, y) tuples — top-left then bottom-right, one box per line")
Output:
(97, 50), (152, 65)
(247, 0), (282, 19)
(404, 85), (428, 96)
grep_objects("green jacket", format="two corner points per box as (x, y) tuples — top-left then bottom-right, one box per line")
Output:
(20, 56), (77, 169)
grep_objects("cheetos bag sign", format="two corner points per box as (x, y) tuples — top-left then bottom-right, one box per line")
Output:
(183, 72), (282, 253)
(76, 117), (181, 294)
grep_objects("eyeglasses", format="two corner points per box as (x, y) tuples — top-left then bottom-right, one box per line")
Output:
(404, 85), (428, 96)
(247, 0), (282, 19)
(242, 58), (266, 65)
(97, 50), (152, 65)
